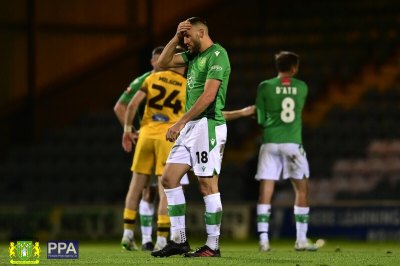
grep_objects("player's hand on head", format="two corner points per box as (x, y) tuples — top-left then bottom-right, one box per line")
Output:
(176, 21), (191, 38)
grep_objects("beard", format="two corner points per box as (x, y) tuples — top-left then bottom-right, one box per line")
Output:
(189, 38), (201, 55)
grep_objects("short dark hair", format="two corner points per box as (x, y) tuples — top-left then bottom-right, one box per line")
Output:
(152, 46), (164, 56)
(275, 51), (299, 72)
(187, 17), (208, 27)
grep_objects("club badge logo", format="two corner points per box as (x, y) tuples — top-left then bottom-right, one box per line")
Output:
(9, 241), (40, 264)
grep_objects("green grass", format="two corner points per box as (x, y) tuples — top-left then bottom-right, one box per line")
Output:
(1, 239), (398, 265)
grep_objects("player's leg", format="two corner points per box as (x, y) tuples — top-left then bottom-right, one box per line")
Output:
(162, 163), (190, 243)
(122, 172), (150, 251)
(290, 178), (318, 251)
(184, 174), (222, 258)
(154, 176), (169, 251)
(151, 134), (192, 257)
(122, 136), (154, 251)
(255, 143), (281, 252)
(151, 163), (191, 257)
(153, 173), (189, 252)
(139, 182), (157, 251)
(150, 139), (179, 251)
(257, 180), (275, 252)
(281, 144), (316, 251)
(184, 119), (226, 258)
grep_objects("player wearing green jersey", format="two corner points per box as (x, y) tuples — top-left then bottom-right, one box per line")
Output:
(115, 71), (150, 127)
(151, 17), (230, 258)
(114, 47), (166, 251)
(255, 51), (318, 252)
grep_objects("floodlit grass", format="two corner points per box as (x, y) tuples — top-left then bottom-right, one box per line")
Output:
(1, 239), (398, 265)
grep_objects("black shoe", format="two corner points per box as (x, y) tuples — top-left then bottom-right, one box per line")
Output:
(184, 245), (221, 257)
(142, 242), (154, 251)
(151, 240), (190, 257)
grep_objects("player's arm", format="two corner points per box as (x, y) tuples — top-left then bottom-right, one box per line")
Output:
(157, 21), (189, 68)
(122, 89), (147, 152)
(223, 105), (256, 121)
(114, 84), (137, 126)
(166, 79), (220, 142)
(113, 99), (127, 126)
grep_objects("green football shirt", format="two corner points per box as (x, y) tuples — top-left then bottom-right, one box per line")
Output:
(181, 43), (231, 125)
(118, 71), (151, 129)
(256, 76), (308, 144)
(118, 71), (152, 105)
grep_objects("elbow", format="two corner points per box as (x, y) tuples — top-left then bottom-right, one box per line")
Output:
(113, 102), (122, 114)
(126, 102), (134, 112)
(114, 101), (128, 117)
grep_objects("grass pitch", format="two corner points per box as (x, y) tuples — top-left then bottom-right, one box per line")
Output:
(1, 239), (398, 265)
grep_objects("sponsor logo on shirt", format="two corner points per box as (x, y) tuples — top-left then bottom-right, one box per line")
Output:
(152, 114), (169, 122)
(211, 65), (222, 71)
(187, 73), (195, 90)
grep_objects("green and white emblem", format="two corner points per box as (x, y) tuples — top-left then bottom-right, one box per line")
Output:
(9, 241), (40, 264)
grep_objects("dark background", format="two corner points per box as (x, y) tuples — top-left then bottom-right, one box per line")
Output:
(1, 0), (400, 209)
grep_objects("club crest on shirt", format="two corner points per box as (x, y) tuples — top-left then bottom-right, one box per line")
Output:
(198, 57), (207, 67)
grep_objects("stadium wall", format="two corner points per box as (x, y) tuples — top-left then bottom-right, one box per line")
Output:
(2, 202), (400, 242)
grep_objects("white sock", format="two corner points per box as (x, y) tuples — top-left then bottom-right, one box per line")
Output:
(156, 236), (167, 246)
(142, 234), (152, 244)
(165, 186), (186, 243)
(259, 233), (268, 245)
(123, 229), (133, 239)
(139, 200), (154, 244)
(257, 204), (271, 244)
(294, 205), (310, 243)
(204, 193), (222, 250)
(206, 235), (219, 250)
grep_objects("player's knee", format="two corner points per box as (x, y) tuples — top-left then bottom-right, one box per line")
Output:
(160, 176), (169, 188)
(198, 182), (212, 196)
(161, 175), (174, 189)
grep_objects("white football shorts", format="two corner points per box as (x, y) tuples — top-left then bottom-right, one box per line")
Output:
(167, 117), (227, 177)
(255, 143), (310, 181)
